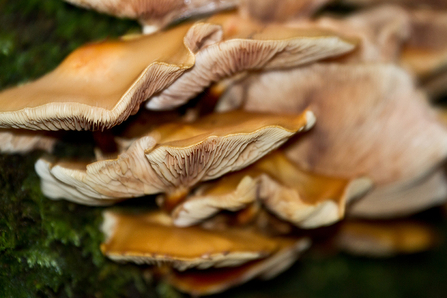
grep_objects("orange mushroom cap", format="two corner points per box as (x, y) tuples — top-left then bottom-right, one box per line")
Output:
(101, 210), (310, 271)
(146, 12), (357, 110)
(401, 9), (447, 78)
(0, 13), (354, 130)
(335, 219), (438, 257)
(164, 238), (309, 295)
(35, 110), (315, 205)
(172, 151), (371, 229)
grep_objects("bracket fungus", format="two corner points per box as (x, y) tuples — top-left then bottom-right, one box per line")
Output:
(65, 0), (239, 34)
(5, 1), (447, 296)
(238, 0), (331, 23)
(0, 12), (354, 130)
(349, 167), (447, 218)
(172, 151), (372, 228)
(218, 63), (447, 217)
(35, 110), (314, 205)
(101, 210), (310, 294)
(335, 219), (438, 257)
(145, 13), (357, 110)
(162, 238), (310, 295)
(101, 210), (310, 269)
(0, 21), (202, 131)
(170, 170), (259, 227)
(400, 9), (447, 98)
(286, 5), (411, 63)
(0, 129), (59, 154)
(340, 0), (447, 9)
(64, 0), (331, 34)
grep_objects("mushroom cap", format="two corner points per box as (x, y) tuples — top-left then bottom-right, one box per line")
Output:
(0, 129), (58, 154)
(335, 219), (438, 257)
(35, 110), (314, 205)
(163, 238), (310, 295)
(172, 151), (372, 229)
(145, 12), (357, 110)
(217, 63), (447, 216)
(340, 0), (447, 9)
(401, 9), (447, 77)
(255, 152), (372, 228)
(349, 167), (447, 218)
(239, 0), (331, 23)
(288, 5), (411, 63)
(100, 210), (309, 271)
(171, 171), (259, 227)
(0, 21), (219, 131)
(219, 63), (447, 185)
(0, 12), (354, 130)
(64, 0), (329, 33)
(65, 0), (238, 33)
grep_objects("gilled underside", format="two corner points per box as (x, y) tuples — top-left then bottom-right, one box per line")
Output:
(35, 110), (314, 205)
(0, 12), (355, 131)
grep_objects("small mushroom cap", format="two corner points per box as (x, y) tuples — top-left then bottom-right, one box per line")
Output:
(340, 0), (447, 9)
(172, 151), (372, 228)
(349, 167), (447, 218)
(36, 110), (314, 205)
(335, 219), (438, 257)
(171, 172), (259, 227)
(288, 5), (411, 63)
(402, 47), (447, 78)
(218, 63), (447, 217)
(255, 152), (372, 228)
(163, 238), (310, 296)
(239, 0), (331, 23)
(401, 9), (447, 77)
(145, 12), (357, 110)
(65, 0), (238, 33)
(0, 21), (221, 131)
(100, 210), (308, 271)
(0, 129), (58, 154)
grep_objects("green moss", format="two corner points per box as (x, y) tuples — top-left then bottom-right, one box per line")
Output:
(0, 153), (157, 298)
(0, 0), (139, 88)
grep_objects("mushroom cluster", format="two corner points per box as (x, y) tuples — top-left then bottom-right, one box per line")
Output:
(2, 0), (447, 296)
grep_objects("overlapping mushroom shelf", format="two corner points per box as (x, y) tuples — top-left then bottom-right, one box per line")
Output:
(35, 110), (314, 205)
(3, 1), (447, 296)
(0, 12), (354, 131)
(171, 151), (371, 229)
